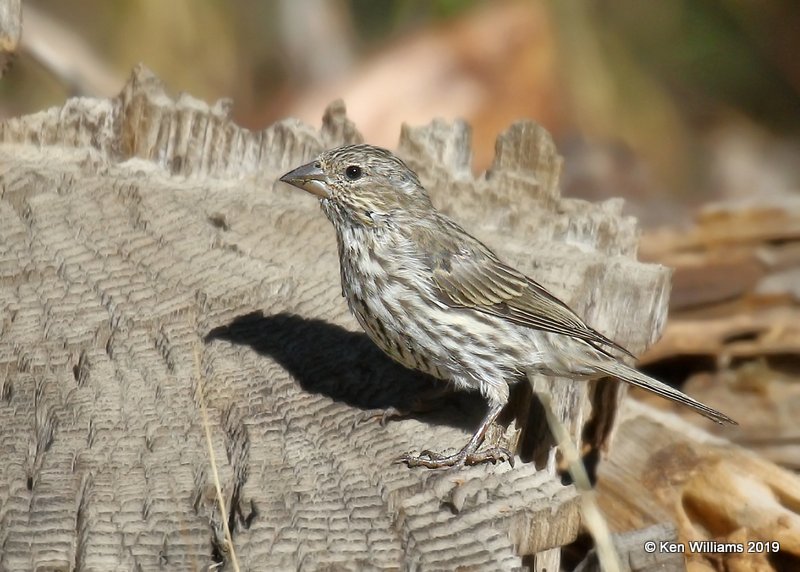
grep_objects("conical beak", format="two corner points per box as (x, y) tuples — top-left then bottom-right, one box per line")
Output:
(279, 161), (329, 198)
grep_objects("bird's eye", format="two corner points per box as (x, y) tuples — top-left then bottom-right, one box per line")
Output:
(345, 165), (363, 181)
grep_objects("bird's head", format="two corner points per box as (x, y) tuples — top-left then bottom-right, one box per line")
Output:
(280, 144), (434, 228)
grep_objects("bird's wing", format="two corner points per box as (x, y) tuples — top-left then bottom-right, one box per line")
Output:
(426, 221), (635, 359)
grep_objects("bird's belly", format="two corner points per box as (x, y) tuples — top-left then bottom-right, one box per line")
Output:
(337, 241), (545, 404)
(342, 270), (537, 402)
(346, 285), (449, 380)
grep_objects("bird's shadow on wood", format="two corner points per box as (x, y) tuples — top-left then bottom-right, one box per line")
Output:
(204, 311), (486, 433)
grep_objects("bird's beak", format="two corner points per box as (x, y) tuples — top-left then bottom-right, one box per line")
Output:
(279, 161), (330, 198)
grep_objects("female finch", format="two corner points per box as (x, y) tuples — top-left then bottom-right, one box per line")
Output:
(280, 144), (735, 469)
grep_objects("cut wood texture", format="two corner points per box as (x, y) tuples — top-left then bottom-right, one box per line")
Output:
(598, 400), (800, 572)
(639, 199), (800, 471)
(640, 197), (800, 361)
(0, 66), (671, 570)
(573, 523), (685, 572)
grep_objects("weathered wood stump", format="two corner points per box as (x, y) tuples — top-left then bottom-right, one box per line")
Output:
(0, 66), (673, 570)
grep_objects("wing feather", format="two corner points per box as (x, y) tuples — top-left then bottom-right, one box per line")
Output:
(425, 220), (636, 359)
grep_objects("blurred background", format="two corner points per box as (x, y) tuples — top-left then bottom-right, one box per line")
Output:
(2, 0), (800, 225)
(3, 0), (800, 545)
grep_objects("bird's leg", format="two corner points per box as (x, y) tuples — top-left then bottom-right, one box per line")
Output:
(399, 402), (512, 469)
(354, 382), (455, 428)
(354, 405), (406, 428)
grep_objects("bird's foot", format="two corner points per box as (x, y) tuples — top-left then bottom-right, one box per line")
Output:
(398, 446), (514, 469)
(353, 406), (408, 428)
(354, 388), (453, 428)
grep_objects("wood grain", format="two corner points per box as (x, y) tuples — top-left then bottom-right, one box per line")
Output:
(0, 66), (672, 570)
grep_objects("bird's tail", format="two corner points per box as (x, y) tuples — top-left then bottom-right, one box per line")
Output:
(593, 360), (737, 425)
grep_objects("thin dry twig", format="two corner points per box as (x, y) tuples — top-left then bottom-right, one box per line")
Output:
(537, 390), (622, 572)
(193, 344), (241, 572)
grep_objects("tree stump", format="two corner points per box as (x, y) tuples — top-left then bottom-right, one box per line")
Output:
(0, 66), (671, 570)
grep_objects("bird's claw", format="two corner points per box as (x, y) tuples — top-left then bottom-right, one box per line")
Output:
(398, 446), (514, 469)
(353, 406), (408, 429)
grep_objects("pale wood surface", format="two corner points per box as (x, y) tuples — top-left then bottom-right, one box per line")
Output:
(638, 199), (800, 473)
(598, 400), (800, 572)
(574, 523), (685, 572)
(0, 66), (672, 570)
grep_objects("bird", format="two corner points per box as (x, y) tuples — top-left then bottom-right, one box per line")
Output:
(279, 144), (736, 468)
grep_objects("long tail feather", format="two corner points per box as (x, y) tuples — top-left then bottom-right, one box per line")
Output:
(595, 361), (737, 425)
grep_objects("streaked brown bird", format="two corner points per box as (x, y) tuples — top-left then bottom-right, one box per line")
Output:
(280, 144), (736, 468)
